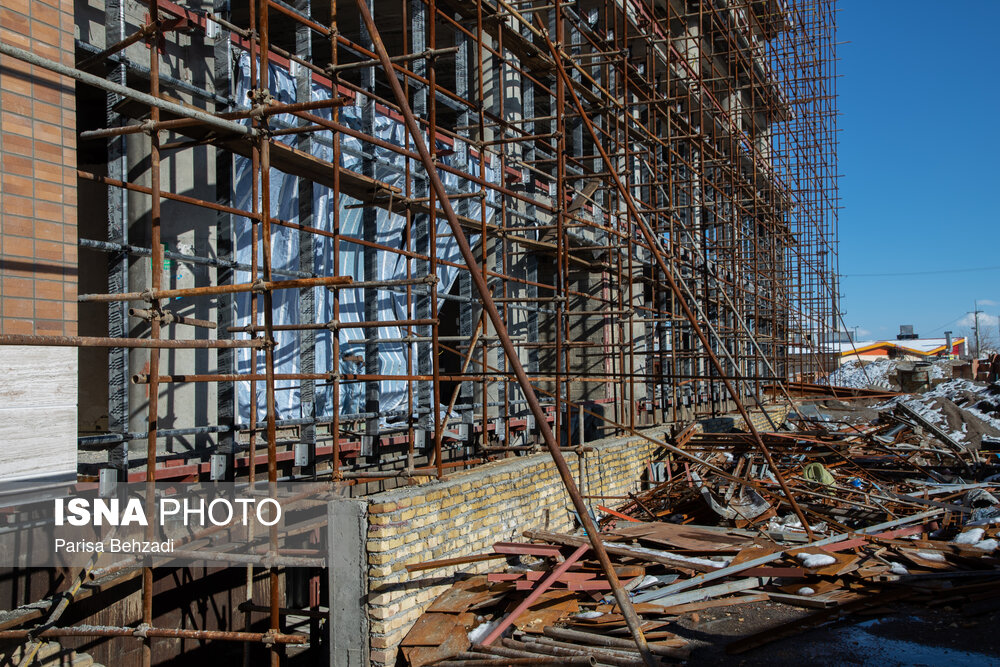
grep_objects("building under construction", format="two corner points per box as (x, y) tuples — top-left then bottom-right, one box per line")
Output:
(0, 0), (840, 664)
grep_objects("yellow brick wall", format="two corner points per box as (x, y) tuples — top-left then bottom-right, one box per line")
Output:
(363, 433), (660, 666)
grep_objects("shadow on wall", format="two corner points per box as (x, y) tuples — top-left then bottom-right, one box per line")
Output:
(560, 401), (605, 447)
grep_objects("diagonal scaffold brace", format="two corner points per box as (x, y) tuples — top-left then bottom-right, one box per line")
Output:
(533, 16), (816, 541)
(351, 0), (657, 663)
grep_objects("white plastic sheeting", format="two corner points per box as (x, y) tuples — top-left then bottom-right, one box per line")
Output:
(233, 54), (496, 424)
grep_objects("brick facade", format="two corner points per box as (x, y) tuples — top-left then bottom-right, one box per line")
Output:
(362, 433), (661, 666)
(0, 0), (77, 336)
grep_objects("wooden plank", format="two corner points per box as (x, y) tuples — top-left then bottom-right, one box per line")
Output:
(436, 0), (554, 72)
(114, 97), (404, 212)
(524, 570), (596, 582)
(821, 523), (925, 551)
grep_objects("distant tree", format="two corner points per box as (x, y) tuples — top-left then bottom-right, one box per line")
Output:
(964, 325), (999, 358)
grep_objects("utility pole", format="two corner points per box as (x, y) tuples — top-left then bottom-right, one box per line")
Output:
(974, 300), (982, 358)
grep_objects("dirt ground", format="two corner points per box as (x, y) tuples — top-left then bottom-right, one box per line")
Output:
(672, 600), (1000, 666)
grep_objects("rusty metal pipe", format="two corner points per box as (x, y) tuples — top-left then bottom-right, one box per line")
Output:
(327, 47), (460, 73)
(79, 275), (353, 302)
(79, 98), (346, 140)
(0, 334), (263, 349)
(131, 372), (502, 384)
(512, 637), (646, 667)
(535, 21), (815, 540)
(226, 317), (436, 333)
(442, 658), (593, 667)
(351, 2), (654, 663)
(77, 21), (158, 70)
(0, 626), (307, 644)
(255, 3), (283, 664)
(0, 42), (256, 138)
(129, 308), (217, 330)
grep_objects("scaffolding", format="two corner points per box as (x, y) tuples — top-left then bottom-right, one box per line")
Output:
(0, 0), (839, 663)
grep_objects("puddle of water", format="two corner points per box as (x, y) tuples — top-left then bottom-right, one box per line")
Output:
(821, 617), (1000, 667)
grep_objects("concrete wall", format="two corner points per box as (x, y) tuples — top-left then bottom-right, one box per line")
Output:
(361, 432), (661, 667)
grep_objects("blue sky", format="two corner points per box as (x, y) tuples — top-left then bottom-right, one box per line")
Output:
(836, 1), (1000, 342)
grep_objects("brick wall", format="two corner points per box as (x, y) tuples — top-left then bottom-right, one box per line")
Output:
(0, 0), (77, 336)
(362, 433), (661, 666)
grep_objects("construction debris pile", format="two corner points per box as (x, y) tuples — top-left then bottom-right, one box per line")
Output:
(399, 379), (1000, 665)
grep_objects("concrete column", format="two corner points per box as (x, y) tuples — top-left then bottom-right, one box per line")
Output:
(454, 27), (476, 438)
(214, 1), (236, 474)
(359, 0), (379, 454)
(295, 0), (316, 474)
(410, 0), (433, 433)
(105, 0), (129, 476)
(327, 498), (369, 667)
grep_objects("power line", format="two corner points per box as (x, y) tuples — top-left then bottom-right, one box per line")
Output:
(842, 264), (1000, 278)
(926, 312), (973, 334)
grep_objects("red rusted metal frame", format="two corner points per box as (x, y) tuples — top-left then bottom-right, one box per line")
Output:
(481, 543), (589, 645)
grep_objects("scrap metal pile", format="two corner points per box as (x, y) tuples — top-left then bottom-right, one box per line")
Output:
(399, 379), (1000, 665)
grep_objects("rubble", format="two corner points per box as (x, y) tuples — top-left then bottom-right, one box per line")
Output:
(398, 378), (1000, 665)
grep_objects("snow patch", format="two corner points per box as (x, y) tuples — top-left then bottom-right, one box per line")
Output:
(468, 621), (499, 644)
(915, 551), (946, 562)
(796, 553), (836, 568)
(952, 528), (985, 545)
(822, 359), (896, 389)
(973, 539), (998, 551)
